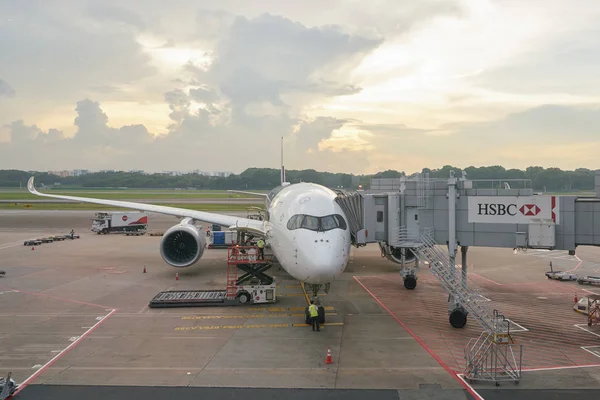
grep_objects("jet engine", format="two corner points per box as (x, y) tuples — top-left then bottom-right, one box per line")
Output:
(379, 242), (417, 265)
(160, 218), (206, 267)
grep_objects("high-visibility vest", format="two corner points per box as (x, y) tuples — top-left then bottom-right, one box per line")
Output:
(257, 240), (264, 248)
(308, 304), (318, 317)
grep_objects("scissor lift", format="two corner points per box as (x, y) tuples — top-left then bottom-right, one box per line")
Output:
(587, 294), (600, 327)
(149, 246), (276, 308)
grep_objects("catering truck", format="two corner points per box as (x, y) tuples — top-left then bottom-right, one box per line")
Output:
(92, 212), (148, 235)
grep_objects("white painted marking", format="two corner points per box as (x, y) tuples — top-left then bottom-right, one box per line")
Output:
(81, 327), (93, 329)
(32, 364), (42, 369)
(581, 346), (600, 359)
(187, 372), (191, 375)
(0, 290), (16, 295)
(506, 319), (528, 332)
(477, 294), (491, 302)
(455, 374), (485, 400)
(17, 309), (117, 387)
(523, 364), (600, 372)
(68, 336), (80, 342)
(96, 316), (103, 321)
(51, 350), (61, 353)
(575, 324), (600, 338)
(537, 297), (548, 300)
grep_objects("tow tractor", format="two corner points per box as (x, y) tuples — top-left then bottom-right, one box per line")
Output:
(149, 245), (276, 308)
(544, 261), (577, 281)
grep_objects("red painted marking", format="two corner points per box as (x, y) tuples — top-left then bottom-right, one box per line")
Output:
(12, 309), (117, 395)
(353, 276), (484, 400)
(565, 255), (583, 273)
(551, 196), (557, 223)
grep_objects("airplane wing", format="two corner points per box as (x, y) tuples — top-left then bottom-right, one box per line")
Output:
(27, 177), (266, 234)
(227, 190), (268, 198)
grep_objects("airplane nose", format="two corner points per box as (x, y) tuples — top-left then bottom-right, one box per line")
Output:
(303, 234), (348, 283)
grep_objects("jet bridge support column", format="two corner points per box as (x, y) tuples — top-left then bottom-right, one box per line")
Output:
(448, 172), (460, 314)
(461, 246), (468, 287)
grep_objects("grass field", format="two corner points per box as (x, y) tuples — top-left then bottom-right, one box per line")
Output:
(0, 203), (258, 211)
(0, 189), (265, 200)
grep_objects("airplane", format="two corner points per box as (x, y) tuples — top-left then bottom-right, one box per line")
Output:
(26, 140), (416, 307)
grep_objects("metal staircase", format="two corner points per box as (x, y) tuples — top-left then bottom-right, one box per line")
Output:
(397, 226), (522, 385)
(398, 227), (508, 334)
(463, 313), (523, 385)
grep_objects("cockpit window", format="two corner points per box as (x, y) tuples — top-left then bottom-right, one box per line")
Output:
(286, 214), (348, 232)
(303, 215), (319, 230)
(321, 215), (337, 231)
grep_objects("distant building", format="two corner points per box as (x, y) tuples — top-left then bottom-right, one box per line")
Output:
(48, 170), (73, 177)
(73, 169), (89, 177)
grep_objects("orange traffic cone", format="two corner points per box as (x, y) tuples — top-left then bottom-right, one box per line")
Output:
(175, 273), (179, 281)
(325, 347), (333, 364)
(143, 265), (146, 273)
(574, 294), (578, 303)
(31, 246), (34, 251)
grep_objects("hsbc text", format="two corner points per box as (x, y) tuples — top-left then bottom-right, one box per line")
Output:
(477, 203), (517, 216)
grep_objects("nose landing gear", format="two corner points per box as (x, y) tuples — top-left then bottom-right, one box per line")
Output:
(304, 283), (329, 325)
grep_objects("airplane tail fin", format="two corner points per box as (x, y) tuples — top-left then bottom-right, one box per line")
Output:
(280, 136), (287, 186)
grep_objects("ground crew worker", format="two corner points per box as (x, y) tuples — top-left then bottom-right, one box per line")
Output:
(70, 229), (74, 239)
(308, 300), (320, 332)
(257, 239), (265, 260)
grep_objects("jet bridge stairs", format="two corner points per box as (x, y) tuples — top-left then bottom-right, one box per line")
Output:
(396, 227), (522, 385)
(335, 190), (522, 385)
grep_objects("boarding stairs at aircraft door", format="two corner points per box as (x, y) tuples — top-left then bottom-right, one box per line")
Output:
(397, 227), (509, 336)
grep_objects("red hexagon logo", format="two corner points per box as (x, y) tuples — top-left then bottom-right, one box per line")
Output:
(519, 204), (540, 216)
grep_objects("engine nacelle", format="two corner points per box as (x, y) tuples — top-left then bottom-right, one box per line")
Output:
(379, 243), (417, 264)
(160, 218), (206, 268)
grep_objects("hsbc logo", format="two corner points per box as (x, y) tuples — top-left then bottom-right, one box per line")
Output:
(469, 196), (558, 224)
(519, 204), (540, 216)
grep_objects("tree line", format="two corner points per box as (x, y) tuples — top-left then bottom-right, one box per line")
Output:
(0, 166), (597, 192)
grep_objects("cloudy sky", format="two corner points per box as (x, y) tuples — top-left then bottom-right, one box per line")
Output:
(1, 0), (600, 175)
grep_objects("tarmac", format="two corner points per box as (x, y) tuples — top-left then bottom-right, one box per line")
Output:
(1, 209), (600, 399)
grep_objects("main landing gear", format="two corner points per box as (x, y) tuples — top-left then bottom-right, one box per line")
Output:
(304, 283), (329, 325)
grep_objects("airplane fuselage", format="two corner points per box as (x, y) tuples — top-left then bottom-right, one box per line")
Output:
(262, 182), (351, 285)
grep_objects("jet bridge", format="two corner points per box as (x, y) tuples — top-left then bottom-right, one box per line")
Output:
(336, 170), (600, 385)
(335, 169), (600, 328)
(337, 169), (600, 255)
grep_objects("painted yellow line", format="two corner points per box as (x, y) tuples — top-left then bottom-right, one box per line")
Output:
(174, 322), (344, 331)
(289, 306), (334, 312)
(279, 293), (307, 297)
(175, 324), (292, 331)
(181, 313), (337, 320)
(291, 313), (337, 317)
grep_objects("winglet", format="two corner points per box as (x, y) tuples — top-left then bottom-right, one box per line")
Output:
(27, 176), (39, 195)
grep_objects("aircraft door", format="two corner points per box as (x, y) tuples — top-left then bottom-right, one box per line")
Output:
(406, 208), (419, 239)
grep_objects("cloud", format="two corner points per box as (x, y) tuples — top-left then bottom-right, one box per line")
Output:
(85, 3), (147, 30)
(0, 2), (156, 104)
(473, 29), (600, 96)
(360, 103), (600, 173)
(186, 13), (382, 116)
(0, 79), (15, 98)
